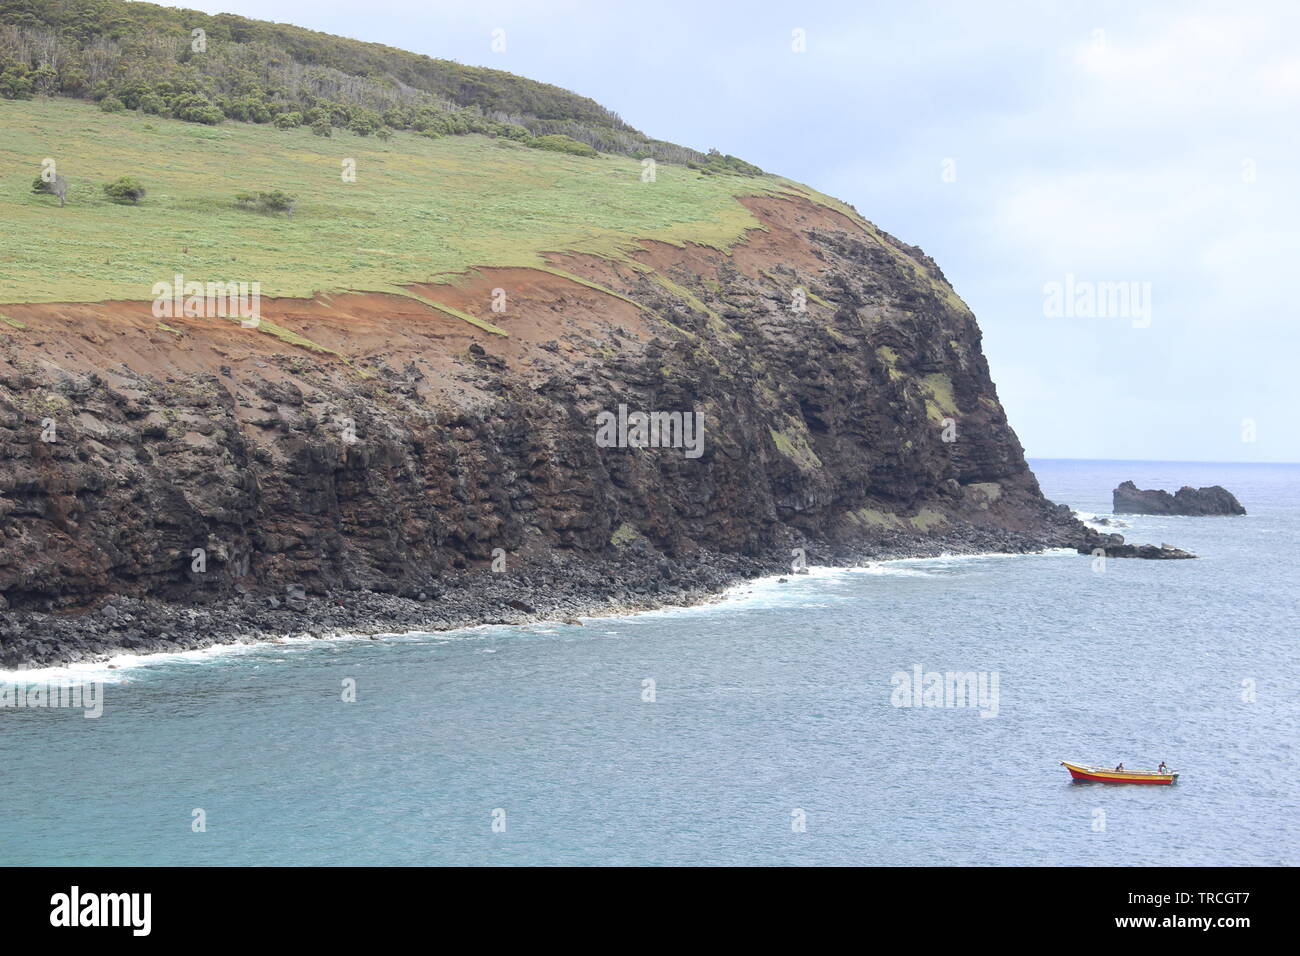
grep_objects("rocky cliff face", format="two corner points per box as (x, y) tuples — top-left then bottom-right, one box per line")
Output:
(0, 194), (1088, 625)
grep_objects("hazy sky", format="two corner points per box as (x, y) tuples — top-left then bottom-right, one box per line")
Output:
(178, 0), (1299, 462)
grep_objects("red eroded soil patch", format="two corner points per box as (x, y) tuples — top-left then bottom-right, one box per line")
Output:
(545, 194), (865, 308)
(0, 195), (854, 405)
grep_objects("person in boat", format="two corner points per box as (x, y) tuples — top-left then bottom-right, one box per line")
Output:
(1158, 761), (1168, 774)
(1114, 762), (1125, 771)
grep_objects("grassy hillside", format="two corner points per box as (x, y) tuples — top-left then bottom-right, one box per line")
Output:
(0, 0), (759, 169)
(0, 0), (628, 125)
(1, 96), (804, 304)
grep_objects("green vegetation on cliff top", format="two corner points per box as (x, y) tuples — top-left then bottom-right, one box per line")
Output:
(0, 97), (809, 304)
(0, 0), (763, 168)
(0, 0), (972, 321)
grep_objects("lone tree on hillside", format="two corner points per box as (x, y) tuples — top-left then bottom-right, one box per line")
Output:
(32, 174), (68, 206)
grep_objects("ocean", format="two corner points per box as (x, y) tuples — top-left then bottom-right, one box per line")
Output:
(1, 459), (1296, 866)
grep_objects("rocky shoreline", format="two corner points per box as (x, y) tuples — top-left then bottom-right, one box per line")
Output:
(0, 193), (1196, 670)
(0, 516), (1196, 669)
(3, 523), (1102, 670)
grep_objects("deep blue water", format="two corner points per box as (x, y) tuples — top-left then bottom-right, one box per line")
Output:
(1, 459), (1296, 865)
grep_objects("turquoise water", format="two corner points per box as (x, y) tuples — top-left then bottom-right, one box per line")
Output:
(1, 459), (1296, 865)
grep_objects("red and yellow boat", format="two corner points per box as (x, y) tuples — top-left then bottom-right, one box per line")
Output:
(1060, 761), (1178, 785)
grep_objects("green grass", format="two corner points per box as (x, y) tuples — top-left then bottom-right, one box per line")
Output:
(234, 316), (342, 356)
(875, 345), (906, 382)
(920, 372), (958, 423)
(0, 97), (794, 305)
(642, 270), (733, 337)
(847, 507), (905, 530)
(907, 507), (951, 532)
(609, 522), (641, 547)
(385, 289), (510, 336)
(531, 266), (652, 313)
(769, 418), (823, 470)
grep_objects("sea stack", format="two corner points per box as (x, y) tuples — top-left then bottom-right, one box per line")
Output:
(1113, 481), (1246, 516)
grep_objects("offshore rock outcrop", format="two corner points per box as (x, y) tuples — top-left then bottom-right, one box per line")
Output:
(1113, 481), (1246, 516)
(0, 195), (1166, 665)
(1076, 534), (1195, 560)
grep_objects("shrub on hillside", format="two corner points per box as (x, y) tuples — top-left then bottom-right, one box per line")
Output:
(348, 110), (382, 136)
(234, 190), (296, 214)
(99, 95), (125, 112)
(171, 93), (224, 125)
(138, 92), (167, 115)
(273, 111), (303, 129)
(310, 118), (332, 137)
(526, 134), (598, 158)
(0, 68), (34, 100)
(103, 176), (146, 204)
(687, 149), (764, 177)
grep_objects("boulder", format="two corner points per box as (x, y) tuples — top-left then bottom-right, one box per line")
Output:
(284, 584), (308, 612)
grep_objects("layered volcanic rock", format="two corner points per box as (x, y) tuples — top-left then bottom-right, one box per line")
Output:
(1113, 481), (1246, 516)
(1, 194), (1108, 639)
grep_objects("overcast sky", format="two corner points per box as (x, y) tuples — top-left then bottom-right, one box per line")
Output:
(175, 0), (1299, 462)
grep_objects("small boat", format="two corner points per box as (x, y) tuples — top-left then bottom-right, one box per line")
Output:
(1060, 761), (1178, 785)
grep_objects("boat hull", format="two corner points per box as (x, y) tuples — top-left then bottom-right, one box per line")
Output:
(1061, 761), (1177, 785)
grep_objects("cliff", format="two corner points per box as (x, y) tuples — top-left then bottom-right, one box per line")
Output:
(0, 192), (1092, 625)
(0, 8), (1130, 665)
